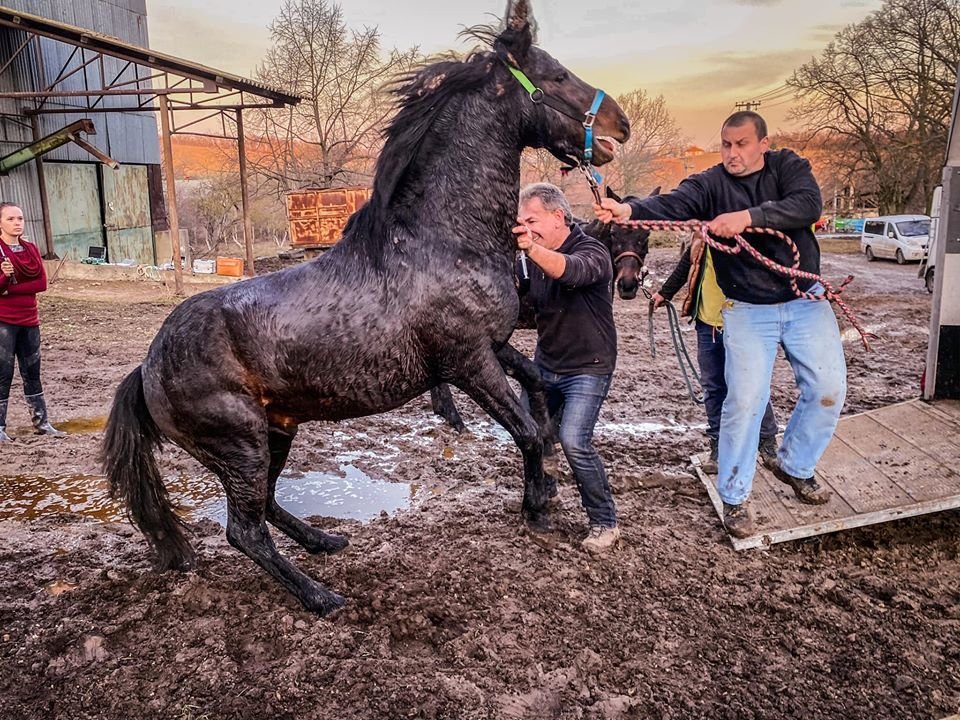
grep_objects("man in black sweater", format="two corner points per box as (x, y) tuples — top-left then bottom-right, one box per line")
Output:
(594, 112), (846, 539)
(514, 183), (619, 553)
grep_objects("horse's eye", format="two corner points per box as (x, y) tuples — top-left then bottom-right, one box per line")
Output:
(554, 71), (568, 83)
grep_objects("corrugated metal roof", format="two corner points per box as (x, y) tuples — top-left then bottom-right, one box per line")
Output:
(0, 4), (301, 106)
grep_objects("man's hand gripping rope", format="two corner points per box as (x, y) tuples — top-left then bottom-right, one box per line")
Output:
(614, 218), (879, 351)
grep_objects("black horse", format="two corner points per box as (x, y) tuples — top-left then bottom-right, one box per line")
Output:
(429, 186), (655, 432)
(101, 0), (629, 616)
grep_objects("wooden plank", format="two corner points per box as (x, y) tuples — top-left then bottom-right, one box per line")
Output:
(754, 462), (856, 520)
(868, 402), (960, 469)
(732, 494), (960, 550)
(907, 400), (960, 434)
(927, 399), (960, 423)
(835, 414), (960, 501)
(918, 399), (960, 429)
(812, 435), (915, 513)
(691, 452), (798, 530)
(745, 469), (808, 532)
(694, 399), (960, 550)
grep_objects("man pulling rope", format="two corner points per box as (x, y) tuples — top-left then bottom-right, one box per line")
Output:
(593, 110), (847, 540)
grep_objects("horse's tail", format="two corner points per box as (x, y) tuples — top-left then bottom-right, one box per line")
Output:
(101, 366), (195, 570)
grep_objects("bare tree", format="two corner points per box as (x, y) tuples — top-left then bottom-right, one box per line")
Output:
(788, 0), (960, 214)
(250, 0), (420, 193)
(179, 173), (287, 257)
(604, 90), (684, 196)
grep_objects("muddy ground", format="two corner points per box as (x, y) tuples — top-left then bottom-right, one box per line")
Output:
(0, 248), (957, 720)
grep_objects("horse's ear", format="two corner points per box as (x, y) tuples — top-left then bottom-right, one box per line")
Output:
(506, 0), (532, 31)
(649, 185), (662, 197)
(605, 186), (623, 203)
(497, 0), (535, 64)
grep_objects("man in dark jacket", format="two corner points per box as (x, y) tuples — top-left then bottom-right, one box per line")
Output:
(594, 112), (845, 539)
(514, 182), (619, 553)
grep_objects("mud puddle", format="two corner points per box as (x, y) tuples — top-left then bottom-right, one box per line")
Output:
(0, 464), (412, 525)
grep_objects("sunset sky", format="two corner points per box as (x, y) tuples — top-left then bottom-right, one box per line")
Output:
(146, 0), (886, 147)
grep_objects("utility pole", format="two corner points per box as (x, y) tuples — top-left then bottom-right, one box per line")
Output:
(735, 100), (762, 112)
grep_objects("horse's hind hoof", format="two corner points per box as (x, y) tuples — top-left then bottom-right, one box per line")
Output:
(321, 533), (349, 555)
(304, 590), (347, 617)
(304, 532), (349, 555)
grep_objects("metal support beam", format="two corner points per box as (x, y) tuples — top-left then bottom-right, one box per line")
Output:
(158, 95), (184, 296)
(236, 109), (255, 277)
(925, 65), (960, 399)
(70, 135), (118, 169)
(0, 118), (94, 174)
(29, 115), (55, 259)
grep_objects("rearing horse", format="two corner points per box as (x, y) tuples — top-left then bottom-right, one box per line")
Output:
(101, 0), (630, 616)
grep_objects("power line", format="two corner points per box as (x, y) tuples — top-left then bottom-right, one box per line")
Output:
(752, 83), (791, 101)
(735, 100), (762, 111)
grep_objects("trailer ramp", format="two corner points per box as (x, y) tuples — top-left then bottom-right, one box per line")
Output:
(694, 399), (960, 550)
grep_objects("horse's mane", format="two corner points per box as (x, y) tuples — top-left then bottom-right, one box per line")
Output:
(344, 34), (507, 255)
(372, 52), (495, 211)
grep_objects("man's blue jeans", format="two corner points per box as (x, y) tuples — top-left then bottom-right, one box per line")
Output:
(696, 320), (778, 443)
(718, 290), (847, 505)
(538, 369), (617, 528)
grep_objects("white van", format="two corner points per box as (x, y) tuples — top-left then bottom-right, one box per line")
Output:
(861, 214), (931, 264)
(919, 186), (942, 293)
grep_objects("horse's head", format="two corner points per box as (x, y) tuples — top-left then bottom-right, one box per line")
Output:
(495, 0), (630, 167)
(578, 186), (653, 300)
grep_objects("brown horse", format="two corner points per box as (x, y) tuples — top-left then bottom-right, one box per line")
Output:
(101, 0), (629, 615)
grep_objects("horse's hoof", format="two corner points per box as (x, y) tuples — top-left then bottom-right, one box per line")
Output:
(319, 533), (349, 556)
(306, 591), (347, 618)
(524, 512), (553, 534)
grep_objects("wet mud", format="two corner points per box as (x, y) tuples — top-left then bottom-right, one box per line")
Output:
(0, 249), (957, 719)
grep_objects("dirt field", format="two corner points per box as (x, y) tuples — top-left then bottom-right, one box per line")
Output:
(1, 248), (957, 720)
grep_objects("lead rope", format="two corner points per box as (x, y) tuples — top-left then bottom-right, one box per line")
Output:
(616, 219), (878, 351)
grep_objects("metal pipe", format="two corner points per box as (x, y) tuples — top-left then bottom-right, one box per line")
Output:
(237, 109), (255, 277)
(158, 94), (183, 296)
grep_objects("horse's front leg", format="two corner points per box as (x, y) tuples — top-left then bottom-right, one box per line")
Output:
(453, 350), (549, 528)
(495, 343), (555, 448)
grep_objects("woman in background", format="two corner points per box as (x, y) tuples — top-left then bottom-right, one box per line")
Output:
(0, 202), (65, 441)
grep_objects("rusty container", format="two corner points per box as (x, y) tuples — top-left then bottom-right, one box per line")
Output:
(285, 187), (372, 249)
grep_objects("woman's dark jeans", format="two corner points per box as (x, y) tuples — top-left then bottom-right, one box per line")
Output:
(0, 322), (43, 401)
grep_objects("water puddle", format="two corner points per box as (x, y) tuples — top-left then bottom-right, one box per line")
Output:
(55, 415), (107, 434)
(0, 464), (412, 526)
(188, 465), (413, 525)
(458, 417), (703, 444)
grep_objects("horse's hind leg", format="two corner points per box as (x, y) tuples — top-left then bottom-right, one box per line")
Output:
(189, 407), (345, 616)
(265, 424), (349, 555)
(225, 495), (345, 616)
(430, 384), (466, 432)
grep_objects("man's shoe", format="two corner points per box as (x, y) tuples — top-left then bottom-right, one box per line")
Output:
(758, 435), (779, 470)
(771, 463), (831, 505)
(581, 525), (621, 554)
(700, 438), (718, 474)
(722, 502), (755, 539)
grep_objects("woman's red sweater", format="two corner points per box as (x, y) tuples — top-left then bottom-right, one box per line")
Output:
(0, 240), (47, 327)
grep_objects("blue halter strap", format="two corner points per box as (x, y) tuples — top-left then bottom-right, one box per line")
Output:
(582, 89), (605, 164)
